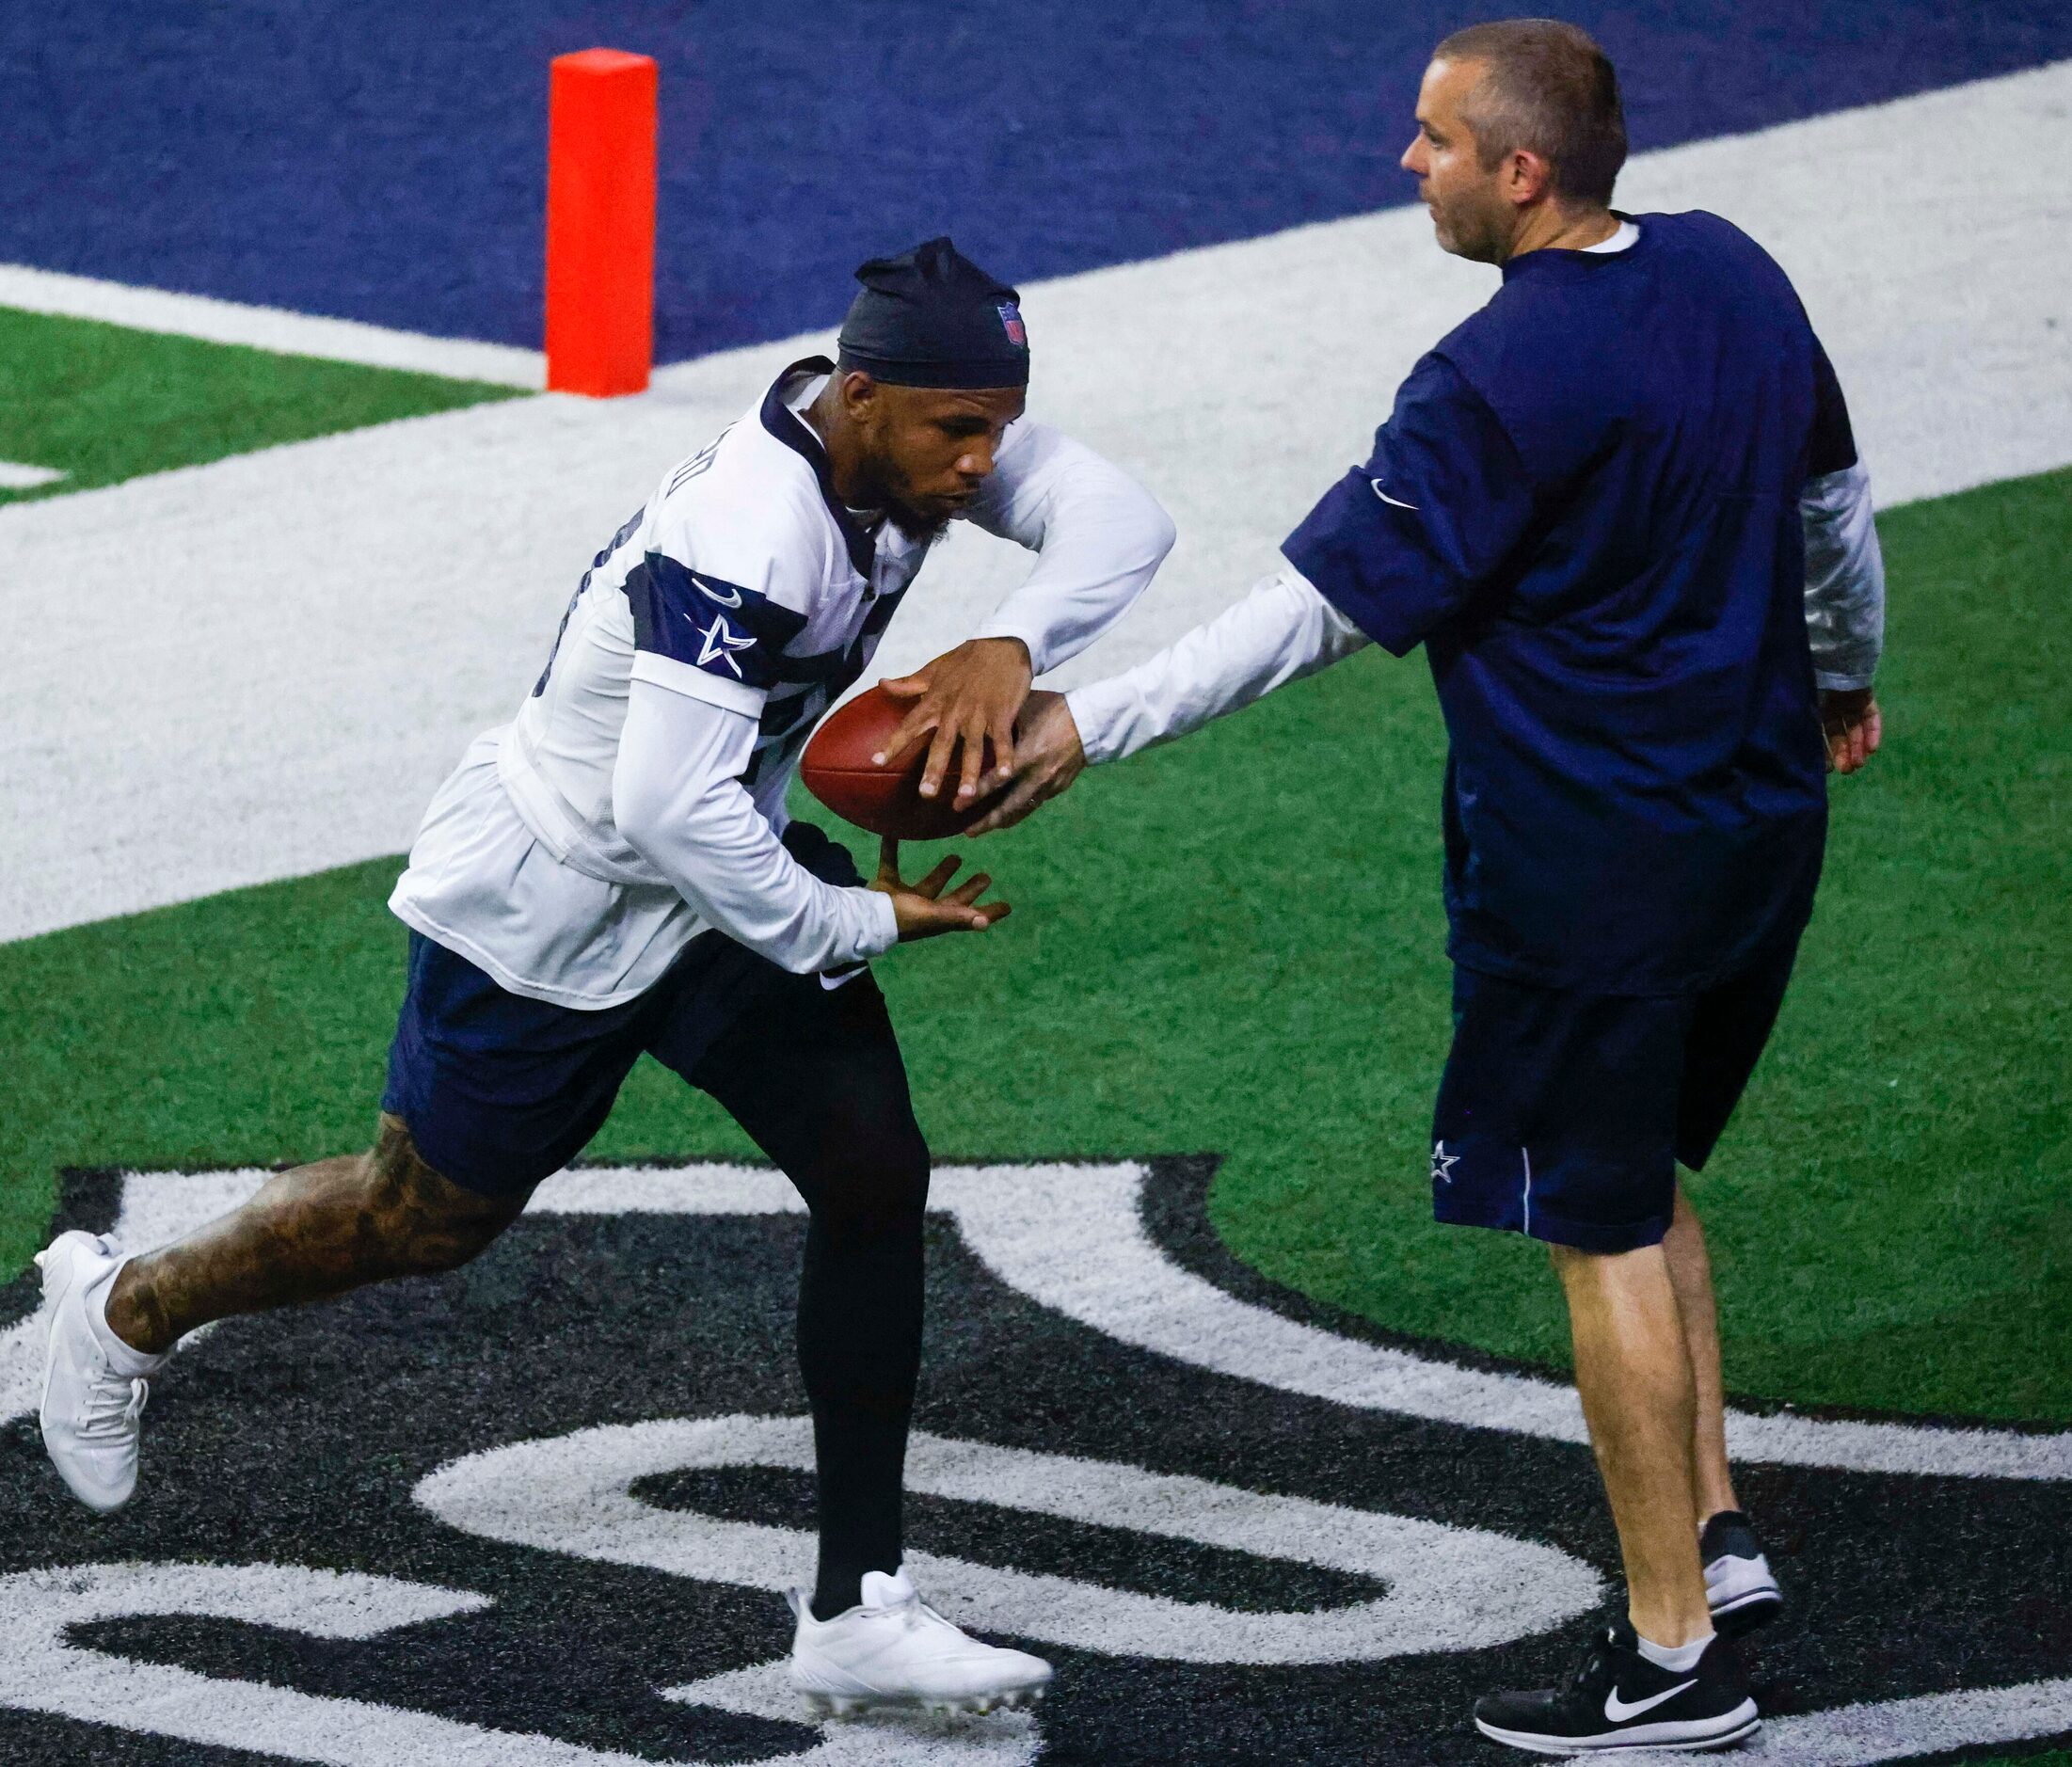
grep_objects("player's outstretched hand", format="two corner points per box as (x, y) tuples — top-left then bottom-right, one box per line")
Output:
(869, 836), (1012, 941)
(965, 691), (1087, 836)
(875, 637), (1033, 810)
(1819, 687), (1883, 774)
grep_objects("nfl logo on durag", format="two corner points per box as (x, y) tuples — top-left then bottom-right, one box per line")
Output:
(997, 301), (1028, 347)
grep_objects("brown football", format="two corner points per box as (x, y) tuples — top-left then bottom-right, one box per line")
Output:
(800, 685), (1003, 839)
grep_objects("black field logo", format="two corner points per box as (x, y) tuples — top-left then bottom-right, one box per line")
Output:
(1, 1158), (2067, 1765)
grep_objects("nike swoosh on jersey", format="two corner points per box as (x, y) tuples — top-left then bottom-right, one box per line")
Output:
(1604, 1679), (1697, 1723)
(692, 572), (744, 607)
(1369, 478), (1419, 511)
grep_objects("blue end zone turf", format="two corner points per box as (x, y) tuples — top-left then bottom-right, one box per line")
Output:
(4, 3), (2068, 360)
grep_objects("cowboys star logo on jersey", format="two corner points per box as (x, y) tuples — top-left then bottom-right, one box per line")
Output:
(694, 610), (757, 677)
(0, 1156), (2066, 1764)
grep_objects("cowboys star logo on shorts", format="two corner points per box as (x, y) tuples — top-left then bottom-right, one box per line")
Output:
(1430, 1138), (1459, 1185)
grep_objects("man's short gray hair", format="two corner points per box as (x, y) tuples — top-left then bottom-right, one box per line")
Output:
(1433, 19), (1627, 208)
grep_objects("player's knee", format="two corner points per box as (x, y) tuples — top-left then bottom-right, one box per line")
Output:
(361, 1115), (517, 1275)
(813, 1118), (930, 1237)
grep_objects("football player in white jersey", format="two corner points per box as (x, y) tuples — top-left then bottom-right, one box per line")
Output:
(36, 239), (1175, 1717)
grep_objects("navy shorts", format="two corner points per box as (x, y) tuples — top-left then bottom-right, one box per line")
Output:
(381, 822), (882, 1201)
(1429, 940), (1800, 1254)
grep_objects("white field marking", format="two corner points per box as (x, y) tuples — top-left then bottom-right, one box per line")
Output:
(0, 461), (65, 490)
(0, 1558), (1003, 1767)
(4, 1170), (2070, 1763)
(1613, 1678), (2072, 1765)
(0, 1555), (1032, 1767)
(414, 1413), (1602, 1663)
(544, 1162), (2072, 1480)
(0, 263), (543, 387)
(4, 1165), (2067, 1487)
(2, 62), (2069, 944)
(0, 1560), (702, 1765)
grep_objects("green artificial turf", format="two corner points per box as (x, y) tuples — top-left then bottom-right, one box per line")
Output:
(0, 306), (520, 503)
(1, 467), (2067, 1430)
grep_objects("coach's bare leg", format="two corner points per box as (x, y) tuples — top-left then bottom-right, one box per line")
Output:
(1552, 1240), (1713, 1647)
(1664, 1184), (1740, 1523)
(101, 1113), (520, 1357)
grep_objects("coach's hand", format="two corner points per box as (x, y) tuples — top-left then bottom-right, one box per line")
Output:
(1820, 687), (1883, 774)
(876, 637), (1032, 810)
(966, 691), (1087, 836)
(870, 836), (1012, 941)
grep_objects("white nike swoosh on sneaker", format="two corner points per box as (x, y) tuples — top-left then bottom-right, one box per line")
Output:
(1604, 1679), (1697, 1722)
(1369, 478), (1419, 510)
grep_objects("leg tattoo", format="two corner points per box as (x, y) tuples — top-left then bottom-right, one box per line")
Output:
(104, 1114), (520, 1355)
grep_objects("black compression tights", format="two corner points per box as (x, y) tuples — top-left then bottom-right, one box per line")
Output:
(682, 975), (930, 1620)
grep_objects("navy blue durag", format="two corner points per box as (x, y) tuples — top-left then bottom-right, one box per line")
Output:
(836, 236), (1029, 389)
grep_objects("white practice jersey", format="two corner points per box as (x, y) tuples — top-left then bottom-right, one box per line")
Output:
(391, 356), (1175, 1008)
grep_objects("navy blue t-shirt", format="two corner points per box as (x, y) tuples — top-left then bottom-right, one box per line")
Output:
(1284, 211), (1854, 995)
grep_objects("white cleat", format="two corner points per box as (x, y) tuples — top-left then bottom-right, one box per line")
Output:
(36, 1231), (167, 1512)
(788, 1566), (1053, 1718)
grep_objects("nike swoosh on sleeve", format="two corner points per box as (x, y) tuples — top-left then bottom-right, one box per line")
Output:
(1603, 1679), (1697, 1723)
(691, 572), (744, 607)
(1369, 478), (1419, 511)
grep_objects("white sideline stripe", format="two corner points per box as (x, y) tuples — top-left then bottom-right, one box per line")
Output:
(2, 62), (2069, 946)
(5, 1165), (2068, 1487)
(0, 263), (545, 389)
(0, 461), (64, 490)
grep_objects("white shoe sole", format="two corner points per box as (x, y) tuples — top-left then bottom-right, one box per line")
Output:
(801, 1682), (1048, 1720)
(1707, 1552), (1784, 1636)
(1475, 1702), (1760, 1754)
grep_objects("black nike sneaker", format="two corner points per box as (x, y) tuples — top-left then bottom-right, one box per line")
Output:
(1474, 1616), (1760, 1754)
(1701, 1509), (1783, 1636)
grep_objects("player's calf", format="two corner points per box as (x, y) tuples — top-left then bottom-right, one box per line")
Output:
(38, 1117), (518, 1512)
(105, 1114), (518, 1356)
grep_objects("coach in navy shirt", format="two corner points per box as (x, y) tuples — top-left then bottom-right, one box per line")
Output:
(986, 18), (1885, 1751)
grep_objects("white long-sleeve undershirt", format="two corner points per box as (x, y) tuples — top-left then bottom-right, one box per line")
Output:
(1066, 474), (1887, 767)
(1065, 565), (1367, 765)
(612, 677), (899, 974)
(965, 422), (1179, 677)
(1801, 461), (1885, 692)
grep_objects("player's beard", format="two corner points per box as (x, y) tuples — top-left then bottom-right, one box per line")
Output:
(848, 453), (952, 544)
(885, 498), (952, 544)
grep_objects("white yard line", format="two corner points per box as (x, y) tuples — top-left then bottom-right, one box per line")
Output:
(0, 462), (65, 490)
(0, 263), (544, 388)
(1, 61), (2067, 945)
